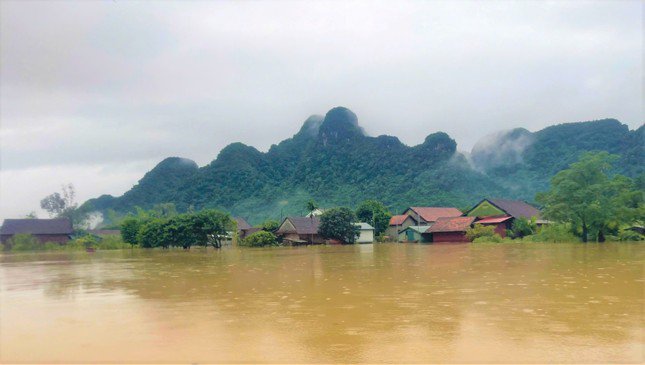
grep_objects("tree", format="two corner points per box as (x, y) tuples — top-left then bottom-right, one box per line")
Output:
(25, 212), (38, 219)
(120, 217), (142, 247)
(261, 219), (280, 232)
(40, 183), (90, 229)
(241, 231), (278, 247)
(137, 219), (170, 248)
(355, 200), (392, 236)
(193, 209), (231, 248)
(306, 199), (319, 213)
(536, 152), (643, 242)
(510, 217), (537, 239)
(465, 225), (496, 241)
(319, 207), (359, 244)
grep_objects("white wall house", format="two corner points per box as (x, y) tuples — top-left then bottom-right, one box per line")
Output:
(355, 223), (375, 243)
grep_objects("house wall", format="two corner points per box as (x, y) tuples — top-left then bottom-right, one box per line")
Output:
(356, 229), (374, 243)
(1, 234), (70, 244)
(467, 201), (505, 217)
(432, 232), (469, 243)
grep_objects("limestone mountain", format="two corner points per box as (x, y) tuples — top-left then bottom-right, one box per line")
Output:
(86, 107), (643, 224)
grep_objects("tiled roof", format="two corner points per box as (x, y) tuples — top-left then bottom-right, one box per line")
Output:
(476, 215), (512, 224)
(487, 199), (541, 219)
(234, 217), (252, 230)
(0, 218), (73, 235)
(279, 217), (320, 235)
(389, 215), (408, 226)
(408, 207), (463, 222)
(426, 216), (475, 233)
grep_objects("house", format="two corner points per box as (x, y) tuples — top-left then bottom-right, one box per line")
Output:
(426, 216), (476, 243)
(466, 199), (541, 220)
(474, 215), (513, 238)
(398, 225), (432, 243)
(354, 223), (374, 243)
(0, 218), (73, 244)
(275, 217), (324, 245)
(402, 207), (463, 225)
(233, 217), (258, 239)
(385, 214), (418, 239)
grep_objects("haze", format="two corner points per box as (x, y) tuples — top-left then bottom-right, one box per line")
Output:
(1, 0), (642, 220)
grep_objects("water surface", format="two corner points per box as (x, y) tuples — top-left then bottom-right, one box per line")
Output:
(1, 243), (643, 363)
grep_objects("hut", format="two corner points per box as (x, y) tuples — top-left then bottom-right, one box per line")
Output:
(354, 223), (375, 243)
(385, 214), (418, 240)
(398, 225), (432, 243)
(275, 217), (324, 245)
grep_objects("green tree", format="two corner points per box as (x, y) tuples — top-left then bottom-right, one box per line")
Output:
(120, 217), (142, 246)
(465, 224), (496, 241)
(306, 199), (319, 213)
(193, 209), (231, 248)
(319, 207), (359, 244)
(241, 231), (279, 247)
(137, 219), (170, 248)
(261, 219), (280, 232)
(355, 200), (392, 236)
(536, 152), (643, 242)
(510, 217), (537, 238)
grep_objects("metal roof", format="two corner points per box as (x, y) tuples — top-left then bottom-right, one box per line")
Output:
(400, 225), (433, 234)
(277, 216), (320, 235)
(476, 215), (512, 224)
(355, 223), (374, 230)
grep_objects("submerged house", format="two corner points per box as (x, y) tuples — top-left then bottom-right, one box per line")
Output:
(234, 217), (258, 239)
(0, 218), (73, 244)
(398, 225), (432, 243)
(355, 223), (375, 243)
(276, 217), (324, 245)
(385, 214), (418, 239)
(426, 216), (476, 243)
(402, 207), (463, 226)
(466, 199), (543, 237)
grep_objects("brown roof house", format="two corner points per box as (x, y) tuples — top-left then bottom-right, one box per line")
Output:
(275, 216), (324, 245)
(426, 216), (476, 243)
(402, 207), (463, 225)
(1, 218), (73, 245)
(233, 217), (260, 239)
(385, 214), (418, 240)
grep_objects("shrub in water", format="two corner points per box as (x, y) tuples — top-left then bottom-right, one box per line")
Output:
(241, 231), (279, 247)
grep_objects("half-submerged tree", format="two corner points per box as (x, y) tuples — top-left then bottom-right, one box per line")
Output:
(355, 200), (392, 236)
(319, 207), (359, 244)
(537, 152), (643, 242)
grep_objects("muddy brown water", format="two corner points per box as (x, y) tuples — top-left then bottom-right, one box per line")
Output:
(1, 243), (643, 363)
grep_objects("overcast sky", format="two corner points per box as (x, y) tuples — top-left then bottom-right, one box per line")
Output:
(1, 0), (642, 220)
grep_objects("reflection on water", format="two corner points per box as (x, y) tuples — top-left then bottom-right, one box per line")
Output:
(1, 243), (643, 363)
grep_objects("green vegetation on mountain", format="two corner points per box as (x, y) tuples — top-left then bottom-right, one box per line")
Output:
(85, 107), (643, 225)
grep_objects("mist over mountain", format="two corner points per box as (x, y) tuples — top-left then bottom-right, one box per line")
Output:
(85, 107), (643, 224)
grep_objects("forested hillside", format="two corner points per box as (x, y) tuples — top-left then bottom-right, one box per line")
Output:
(86, 107), (643, 224)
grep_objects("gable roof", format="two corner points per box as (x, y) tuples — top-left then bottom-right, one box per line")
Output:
(0, 218), (73, 235)
(233, 217), (252, 230)
(426, 216), (475, 233)
(406, 207), (463, 222)
(389, 215), (410, 226)
(277, 217), (320, 235)
(486, 199), (540, 219)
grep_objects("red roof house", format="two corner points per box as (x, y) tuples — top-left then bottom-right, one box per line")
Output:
(475, 215), (513, 237)
(426, 216), (476, 243)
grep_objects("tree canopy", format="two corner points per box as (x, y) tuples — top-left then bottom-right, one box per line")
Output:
(355, 200), (392, 236)
(319, 207), (359, 244)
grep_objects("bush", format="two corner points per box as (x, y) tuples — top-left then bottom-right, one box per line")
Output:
(95, 235), (132, 249)
(472, 234), (503, 243)
(7, 234), (42, 251)
(465, 225), (496, 241)
(617, 229), (644, 242)
(261, 220), (280, 232)
(522, 223), (579, 243)
(241, 231), (279, 247)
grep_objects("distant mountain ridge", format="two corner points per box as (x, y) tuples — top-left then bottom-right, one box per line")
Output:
(86, 107), (643, 224)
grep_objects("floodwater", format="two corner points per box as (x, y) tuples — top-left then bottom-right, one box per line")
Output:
(0, 243), (643, 363)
